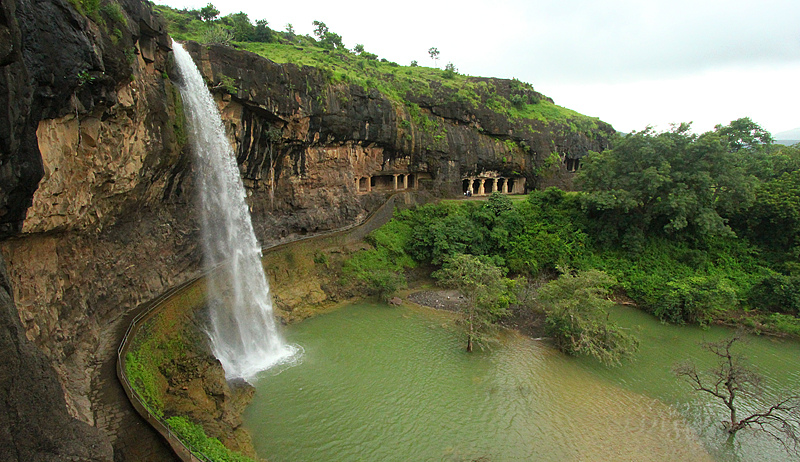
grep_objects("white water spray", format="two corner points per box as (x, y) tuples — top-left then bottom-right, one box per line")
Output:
(173, 42), (298, 381)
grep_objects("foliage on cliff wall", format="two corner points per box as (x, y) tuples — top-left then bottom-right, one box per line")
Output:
(124, 284), (205, 417)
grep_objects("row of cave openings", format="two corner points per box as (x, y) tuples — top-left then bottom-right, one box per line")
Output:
(462, 176), (526, 196)
(355, 172), (432, 193)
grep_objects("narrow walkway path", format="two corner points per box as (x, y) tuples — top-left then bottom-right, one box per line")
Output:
(90, 301), (179, 461)
(100, 192), (418, 461)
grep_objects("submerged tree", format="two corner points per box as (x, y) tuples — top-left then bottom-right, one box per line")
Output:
(432, 253), (514, 352)
(674, 332), (800, 455)
(536, 269), (639, 365)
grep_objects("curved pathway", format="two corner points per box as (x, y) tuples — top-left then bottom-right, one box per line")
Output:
(108, 192), (418, 461)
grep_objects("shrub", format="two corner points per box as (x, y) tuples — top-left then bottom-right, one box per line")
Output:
(443, 62), (458, 79)
(125, 352), (164, 417)
(101, 3), (127, 26)
(201, 24), (233, 45)
(343, 218), (415, 301)
(509, 93), (527, 109)
(655, 275), (738, 325)
(165, 416), (254, 462)
(748, 270), (800, 315)
(763, 313), (800, 336)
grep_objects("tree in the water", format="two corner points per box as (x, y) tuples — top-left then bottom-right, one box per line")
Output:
(535, 268), (639, 365)
(674, 332), (800, 455)
(432, 253), (514, 352)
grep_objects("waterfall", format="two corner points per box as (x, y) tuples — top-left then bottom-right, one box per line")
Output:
(173, 42), (297, 381)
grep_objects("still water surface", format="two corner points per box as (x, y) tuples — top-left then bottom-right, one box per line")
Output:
(244, 303), (800, 461)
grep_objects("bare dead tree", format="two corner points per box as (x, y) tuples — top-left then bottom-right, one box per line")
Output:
(674, 331), (800, 455)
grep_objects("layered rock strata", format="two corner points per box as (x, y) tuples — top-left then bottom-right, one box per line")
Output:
(0, 1), (614, 460)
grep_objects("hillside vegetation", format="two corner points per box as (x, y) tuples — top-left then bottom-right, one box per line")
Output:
(155, 4), (602, 131)
(345, 119), (800, 347)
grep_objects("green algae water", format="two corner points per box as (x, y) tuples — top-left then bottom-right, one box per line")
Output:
(244, 303), (800, 461)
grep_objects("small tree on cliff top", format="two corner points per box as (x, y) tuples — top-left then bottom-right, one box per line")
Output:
(199, 3), (219, 21)
(433, 253), (514, 352)
(674, 332), (800, 456)
(428, 47), (440, 68)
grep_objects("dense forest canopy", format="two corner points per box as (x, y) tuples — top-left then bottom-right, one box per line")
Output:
(345, 119), (800, 350)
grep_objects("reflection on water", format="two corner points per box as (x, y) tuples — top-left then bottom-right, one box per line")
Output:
(244, 303), (799, 461)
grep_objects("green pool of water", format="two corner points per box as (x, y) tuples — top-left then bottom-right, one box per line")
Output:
(244, 303), (800, 461)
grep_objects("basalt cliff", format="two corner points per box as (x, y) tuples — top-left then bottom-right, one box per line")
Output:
(0, 0), (613, 459)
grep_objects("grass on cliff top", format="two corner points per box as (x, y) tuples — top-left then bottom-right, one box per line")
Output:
(242, 41), (599, 130)
(155, 4), (601, 130)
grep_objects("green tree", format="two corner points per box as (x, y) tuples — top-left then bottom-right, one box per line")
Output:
(657, 274), (738, 325)
(742, 169), (800, 252)
(748, 269), (800, 316)
(312, 20), (328, 39)
(343, 218), (415, 302)
(432, 253), (514, 352)
(428, 47), (440, 67)
(222, 12), (254, 41)
(577, 123), (759, 246)
(409, 209), (478, 265)
(199, 3), (219, 21)
(200, 24), (233, 45)
(353, 43), (365, 54)
(491, 189), (587, 274)
(284, 23), (296, 41)
(253, 19), (272, 42)
(321, 32), (344, 49)
(483, 191), (513, 216)
(311, 20), (344, 49)
(715, 117), (773, 152)
(536, 269), (639, 365)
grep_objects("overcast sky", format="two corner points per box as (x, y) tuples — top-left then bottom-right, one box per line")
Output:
(157, 0), (800, 136)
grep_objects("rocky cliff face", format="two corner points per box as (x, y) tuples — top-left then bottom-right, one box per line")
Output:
(0, 1), (614, 460)
(184, 41), (614, 217)
(0, 0), (187, 460)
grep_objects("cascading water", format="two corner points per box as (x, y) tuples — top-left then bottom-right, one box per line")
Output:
(173, 42), (298, 381)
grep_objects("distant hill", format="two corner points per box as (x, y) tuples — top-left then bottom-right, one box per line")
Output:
(775, 127), (800, 138)
(773, 127), (800, 146)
